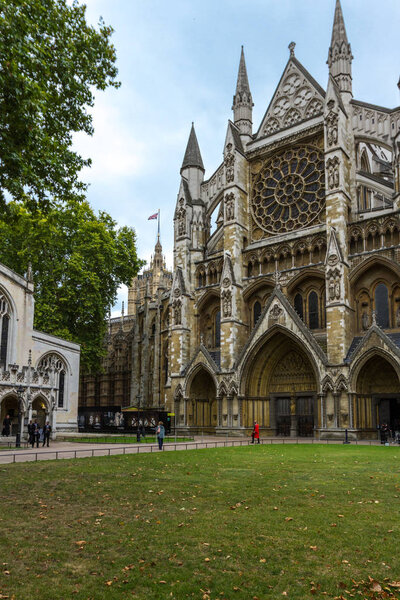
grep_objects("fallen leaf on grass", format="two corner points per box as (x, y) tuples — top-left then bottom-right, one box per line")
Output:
(310, 546), (317, 551)
(105, 581), (113, 586)
(260, 558), (266, 563)
(75, 540), (86, 547)
(370, 581), (382, 592)
(285, 517), (293, 522)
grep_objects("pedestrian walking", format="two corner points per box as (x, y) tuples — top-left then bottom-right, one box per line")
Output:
(27, 420), (34, 446)
(251, 421), (260, 444)
(156, 421), (165, 450)
(32, 420), (40, 448)
(2, 414), (11, 437)
(42, 421), (51, 447)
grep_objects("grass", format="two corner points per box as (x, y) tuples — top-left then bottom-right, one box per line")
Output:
(1, 444), (400, 600)
(68, 436), (193, 444)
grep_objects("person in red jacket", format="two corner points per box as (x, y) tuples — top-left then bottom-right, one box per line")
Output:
(251, 421), (260, 444)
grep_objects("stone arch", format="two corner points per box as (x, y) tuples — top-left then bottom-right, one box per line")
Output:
(0, 392), (19, 435)
(239, 327), (320, 436)
(350, 349), (400, 433)
(321, 375), (334, 393)
(32, 393), (51, 428)
(185, 364), (218, 429)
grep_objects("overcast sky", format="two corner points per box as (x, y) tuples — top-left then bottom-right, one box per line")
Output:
(73, 0), (400, 316)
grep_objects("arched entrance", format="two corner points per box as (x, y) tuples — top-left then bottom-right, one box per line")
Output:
(244, 331), (318, 436)
(0, 395), (18, 436)
(32, 397), (48, 428)
(354, 354), (400, 433)
(187, 367), (217, 430)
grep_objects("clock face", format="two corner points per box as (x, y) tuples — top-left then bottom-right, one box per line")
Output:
(251, 145), (325, 235)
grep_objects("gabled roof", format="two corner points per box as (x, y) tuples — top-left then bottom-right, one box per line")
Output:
(345, 328), (400, 365)
(181, 344), (220, 376)
(254, 54), (325, 142)
(234, 286), (328, 369)
(227, 121), (244, 154)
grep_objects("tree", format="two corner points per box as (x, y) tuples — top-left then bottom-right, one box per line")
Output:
(0, 0), (120, 209)
(0, 200), (144, 371)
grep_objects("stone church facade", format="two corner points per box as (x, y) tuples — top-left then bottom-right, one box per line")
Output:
(83, 0), (400, 440)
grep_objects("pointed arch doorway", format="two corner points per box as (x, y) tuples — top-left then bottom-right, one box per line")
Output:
(244, 331), (318, 436)
(354, 354), (400, 434)
(186, 367), (218, 430)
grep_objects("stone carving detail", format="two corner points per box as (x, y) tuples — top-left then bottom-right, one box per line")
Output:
(261, 64), (324, 138)
(325, 101), (339, 147)
(327, 253), (339, 266)
(362, 311), (369, 330)
(221, 289), (232, 318)
(328, 273), (341, 301)
(32, 372), (39, 384)
(224, 193), (235, 221)
(270, 303), (283, 320)
(222, 277), (230, 289)
(2, 371), (10, 381)
(225, 143), (235, 183)
(326, 156), (340, 190)
(173, 299), (182, 325)
(251, 144), (325, 235)
(177, 199), (186, 236)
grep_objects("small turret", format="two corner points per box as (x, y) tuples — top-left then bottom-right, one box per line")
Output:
(327, 0), (353, 100)
(180, 123), (204, 200)
(232, 46), (253, 141)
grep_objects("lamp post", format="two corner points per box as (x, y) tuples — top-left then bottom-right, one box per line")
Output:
(16, 385), (25, 448)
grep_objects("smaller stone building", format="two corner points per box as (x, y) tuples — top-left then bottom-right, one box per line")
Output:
(0, 262), (80, 439)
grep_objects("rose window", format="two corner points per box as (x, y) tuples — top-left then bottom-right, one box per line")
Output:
(251, 145), (325, 235)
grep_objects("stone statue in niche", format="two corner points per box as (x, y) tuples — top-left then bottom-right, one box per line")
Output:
(327, 156), (340, 190)
(173, 299), (182, 325)
(225, 193), (235, 221)
(362, 311), (369, 330)
(225, 143), (235, 183)
(177, 202), (186, 236)
(222, 289), (232, 318)
(325, 101), (338, 147)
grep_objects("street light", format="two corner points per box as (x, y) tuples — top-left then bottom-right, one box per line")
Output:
(16, 385), (25, 448)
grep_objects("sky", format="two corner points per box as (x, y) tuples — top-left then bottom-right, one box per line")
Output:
(72, 0), (400, 316)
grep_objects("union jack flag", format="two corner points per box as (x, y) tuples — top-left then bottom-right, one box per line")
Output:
(148, 213), (158, 220)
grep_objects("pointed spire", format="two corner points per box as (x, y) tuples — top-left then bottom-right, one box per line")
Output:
(180, 123), (204, 174)
(327, 0), (353, 97)
(232, 46), (253, 137)
(235, 46), (251, 97)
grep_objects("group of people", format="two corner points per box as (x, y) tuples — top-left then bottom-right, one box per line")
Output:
(27, 420), (52, 448)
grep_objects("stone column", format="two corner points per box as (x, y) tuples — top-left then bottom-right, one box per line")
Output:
(217, 396), (222, 427)
(333, 392), (340, 428)
(319, 393), (326, 429)
(269, 396), (276, 433)
(290, 395), (297, 437)
(348, 393), (354, 429)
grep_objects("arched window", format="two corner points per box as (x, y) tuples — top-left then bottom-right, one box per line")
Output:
(58, 371), (65, 408)
(375, 283), (389, 328)
(38, 354), (67, 408)
(308, 291), (319, 329)
(253, 301), (261, 327)
(294, 293), (304, 320)
(214, 310), (221, 348)
(0, 294), (11, 368)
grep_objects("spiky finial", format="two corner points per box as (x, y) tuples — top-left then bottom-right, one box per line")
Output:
(232, 46), (253, 136)
(180, 123), (204, 174)
(327, 0), (353, 96)
(288, 42), (296, 57)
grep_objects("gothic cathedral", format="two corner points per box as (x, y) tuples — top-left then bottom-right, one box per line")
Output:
(82, 0), (400, 440)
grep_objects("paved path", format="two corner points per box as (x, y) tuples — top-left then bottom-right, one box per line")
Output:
(0, 435), (386, 465)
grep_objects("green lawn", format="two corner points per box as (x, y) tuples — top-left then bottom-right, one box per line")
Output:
(1, 445), (400, 600)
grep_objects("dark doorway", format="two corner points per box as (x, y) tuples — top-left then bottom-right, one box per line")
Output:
(276, 397), (290, 436)
(378, 397), (400, 433)
(297, 396), (314, 437)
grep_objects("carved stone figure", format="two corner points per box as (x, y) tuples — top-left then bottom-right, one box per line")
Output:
(173, 299), (182, 325)
(225, 193), (235, 221)
(396, 307), (400, 328)
(177, 201), (186, 236)
(362, 311), (369, 330)
(225, 143), (235, 183)
(222, 289), (232, 318)
(270, 303), (282, 319)
(325, 102), (338, 146)
(326, 156), (340, 189)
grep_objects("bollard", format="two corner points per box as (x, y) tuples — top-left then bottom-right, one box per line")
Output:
(343, 428), (350, 444)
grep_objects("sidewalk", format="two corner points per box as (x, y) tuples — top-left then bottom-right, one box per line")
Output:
(0, 435), (385, 465)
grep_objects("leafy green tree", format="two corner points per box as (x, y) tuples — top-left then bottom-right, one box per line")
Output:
(0, 0), (120, 209)
(0, 201), (144, 371)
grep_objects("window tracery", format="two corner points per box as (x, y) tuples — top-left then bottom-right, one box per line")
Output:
(37, 354), (67, 408)
(251, 145), (325, 236)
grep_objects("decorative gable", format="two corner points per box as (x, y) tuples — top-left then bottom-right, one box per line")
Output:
(256, 56), (325, 140)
